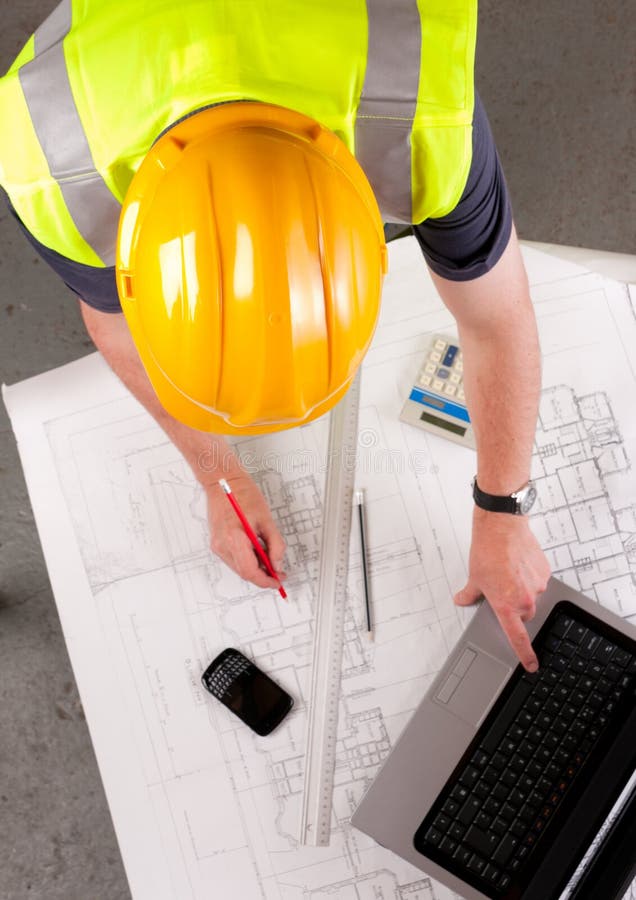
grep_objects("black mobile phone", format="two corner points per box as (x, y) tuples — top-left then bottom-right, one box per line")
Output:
(201, 648), (293, 736)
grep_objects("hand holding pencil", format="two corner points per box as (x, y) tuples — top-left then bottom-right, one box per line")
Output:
(203, 474), (287, 595)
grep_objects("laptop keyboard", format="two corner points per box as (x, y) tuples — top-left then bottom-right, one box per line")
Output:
(414, 606), (636, 896)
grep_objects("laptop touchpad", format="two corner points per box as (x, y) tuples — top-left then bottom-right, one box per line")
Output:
(434, 645), (512, 729)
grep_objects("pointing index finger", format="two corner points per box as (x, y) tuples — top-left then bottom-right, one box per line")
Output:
(497, 610), (538, 672)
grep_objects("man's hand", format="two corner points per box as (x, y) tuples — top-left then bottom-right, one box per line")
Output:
(454, 508), (551, 671)
(205, 473), (287, 591)
(79, 302), (287, 593)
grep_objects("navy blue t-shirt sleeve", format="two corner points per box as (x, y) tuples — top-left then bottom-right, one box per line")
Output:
(412, 92), (513, 281)
(3, 192), (121, 313)
(4, 90), (511, 308)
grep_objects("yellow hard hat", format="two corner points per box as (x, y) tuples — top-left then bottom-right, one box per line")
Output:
(116, 102), (388, 434)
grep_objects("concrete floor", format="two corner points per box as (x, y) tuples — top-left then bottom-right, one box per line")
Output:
(0, 3), (634, 899)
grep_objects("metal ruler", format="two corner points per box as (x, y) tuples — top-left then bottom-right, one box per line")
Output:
(299, 372), (361, 846)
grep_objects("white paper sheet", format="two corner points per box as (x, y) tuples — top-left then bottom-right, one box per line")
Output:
(4, 241), (636, 900)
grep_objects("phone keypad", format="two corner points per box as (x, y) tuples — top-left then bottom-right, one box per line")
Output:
(203, 652), (251, 700)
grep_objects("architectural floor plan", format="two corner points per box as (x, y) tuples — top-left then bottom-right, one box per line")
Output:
(4, 241), (636, 900)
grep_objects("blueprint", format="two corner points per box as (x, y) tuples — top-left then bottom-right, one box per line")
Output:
(4, 239), (636, 900)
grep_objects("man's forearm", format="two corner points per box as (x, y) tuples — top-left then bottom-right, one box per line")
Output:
(79, 301), (241, 486)
(433, 227), (549, 670)
(457, 303), (540, 494)
(429, 227), (540, 492)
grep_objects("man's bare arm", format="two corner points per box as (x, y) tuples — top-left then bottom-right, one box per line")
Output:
(430, 225), (551, 669)
(79, 301), (286, 588)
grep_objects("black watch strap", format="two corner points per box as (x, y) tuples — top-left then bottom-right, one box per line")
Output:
(472, 478), (519, 514)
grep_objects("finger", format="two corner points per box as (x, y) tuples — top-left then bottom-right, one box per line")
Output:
(539, 559), (552, 592)
(454, 581), (483, 607)
(524, 561), (551, 597)
(516, 590), (537, 623)
(232, 532), (286, 590)
(497, 610), (538, 672)
(257, 523), (286, 574)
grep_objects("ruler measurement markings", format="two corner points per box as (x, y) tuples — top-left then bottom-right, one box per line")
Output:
(299, 373), (360, 846)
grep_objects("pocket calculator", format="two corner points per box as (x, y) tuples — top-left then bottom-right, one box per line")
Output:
(399, 334), (476, 449)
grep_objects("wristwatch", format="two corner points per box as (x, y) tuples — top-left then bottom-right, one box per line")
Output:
(472, 477), (537, 515)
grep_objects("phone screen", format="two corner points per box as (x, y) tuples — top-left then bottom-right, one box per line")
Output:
(202, 649), (293, 736)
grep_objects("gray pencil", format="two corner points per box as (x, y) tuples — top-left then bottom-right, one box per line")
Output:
(355, 489), (373, 640)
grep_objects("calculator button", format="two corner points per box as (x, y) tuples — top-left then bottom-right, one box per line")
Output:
(457, 388), (465, 401)
(418, 374), (432, 387)
(437, 368), (450, 379)
(434, 339), (447, 351)
(444, 384), (457, 396)
(430, 351), (442, 363)
(433, 379), (444, 391)
(450, 372), (461, 385)
(442, 345), (459, 368)
(424, 362), (436, 375)
(455, 360), (463, 374)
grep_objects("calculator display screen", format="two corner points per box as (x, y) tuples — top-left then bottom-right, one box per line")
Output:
(420, 411), (467, 437)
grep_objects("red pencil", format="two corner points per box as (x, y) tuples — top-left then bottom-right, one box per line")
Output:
(218, 479), (287, 599)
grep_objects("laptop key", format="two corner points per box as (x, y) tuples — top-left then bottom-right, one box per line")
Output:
(459, 766), (480, 787)
(508, 788), (527, 808)
(493, 834), (519, 867)
(448, 822), (466, 842)
(613, 648), (632, 667)
(464, 825), (499, 857)
(560, 641), (576, 658)
(551, 615), (574, 638)
(457, 796), (480, 826)
(439, 836), (457, 855)
(482, 863), (502, 884)
(484, 797), (502, 817)
(471, 750), (489, 768)
(442, 798), (459, 816)
(579, 634), (600, 658)
(453, 844), (472, 866)
(450, 784), (469, 803)
(425, 826), (443, 846)
(500, 803), (517, 822)
(605, 664), (621, 682)
(473, 780), (490, 800)
(568, 623), (587, 644)
(474, 811), (491, 832)
(432, 813), (451, 833)
(467, 854), (486, 875)
(586, 661), (603, 679)
(492, 783), (509, 803)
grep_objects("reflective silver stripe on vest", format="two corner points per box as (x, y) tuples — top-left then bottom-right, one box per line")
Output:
(18, 0), (121, 265)
(356, 0), (422, 223)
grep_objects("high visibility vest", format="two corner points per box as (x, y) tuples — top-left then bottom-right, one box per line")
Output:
(0, 0), (477, 268)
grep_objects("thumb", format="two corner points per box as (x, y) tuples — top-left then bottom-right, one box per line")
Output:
(454, 580), (483, 607)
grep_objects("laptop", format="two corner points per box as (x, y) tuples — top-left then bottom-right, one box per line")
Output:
(351, 577), (636, 900)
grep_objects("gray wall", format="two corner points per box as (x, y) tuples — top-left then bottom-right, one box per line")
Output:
(0, 3), (634, 898)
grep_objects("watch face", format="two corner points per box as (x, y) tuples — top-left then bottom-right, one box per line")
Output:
(519, 484), (538, 515)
